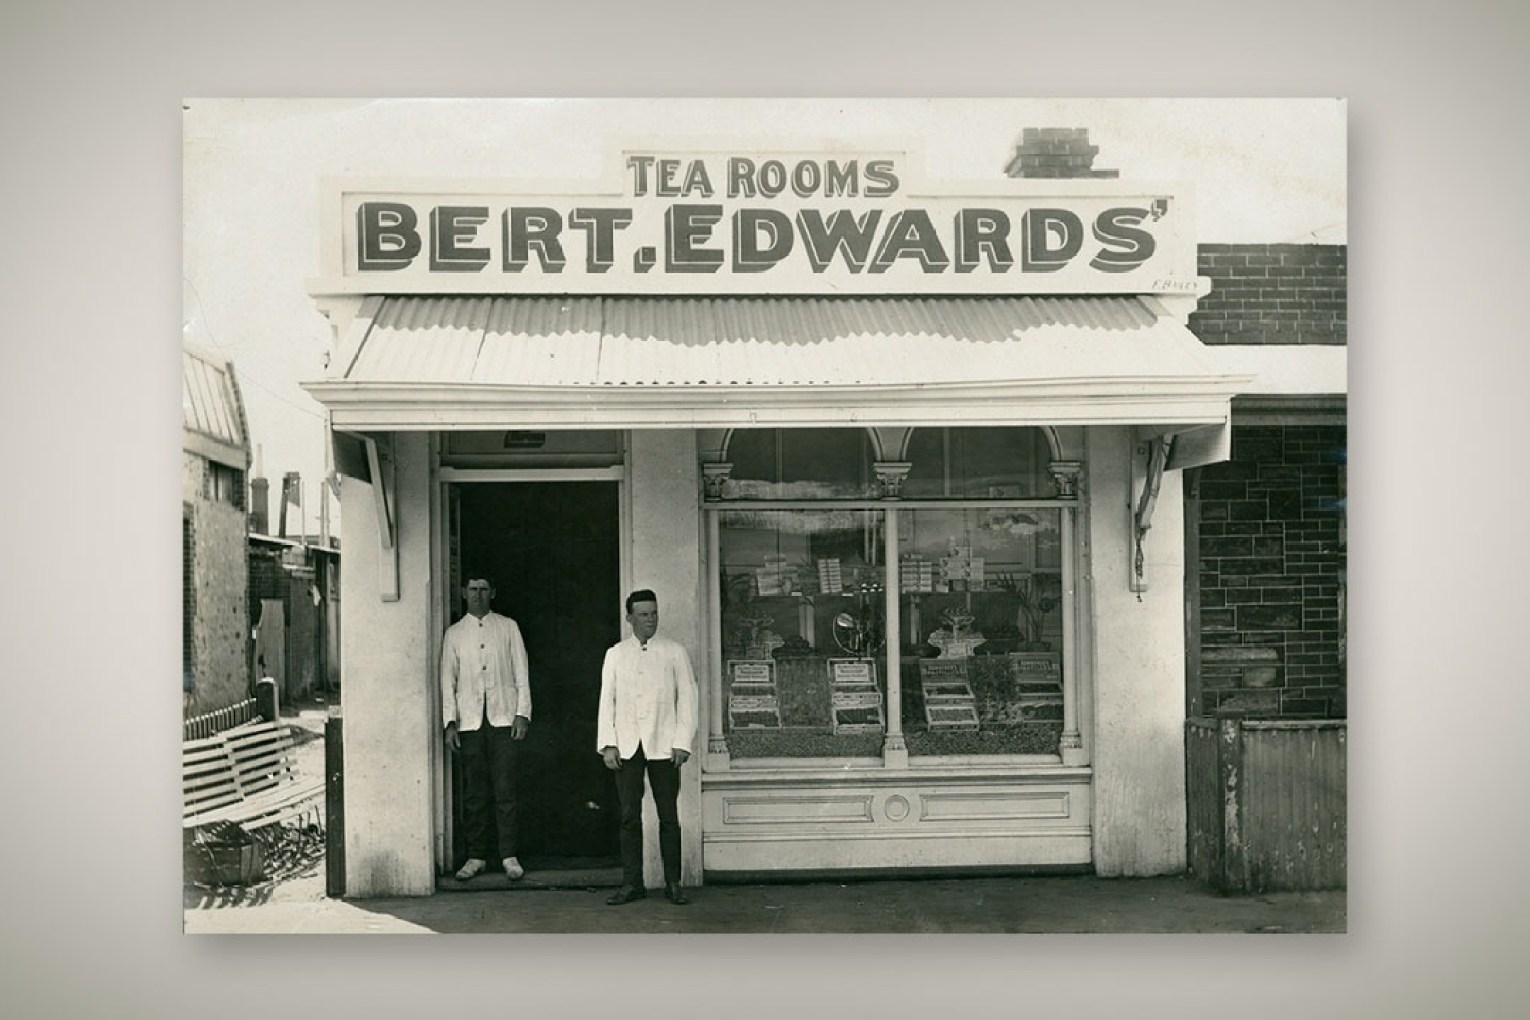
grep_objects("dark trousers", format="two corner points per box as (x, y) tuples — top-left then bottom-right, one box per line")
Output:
(459, 723), (520, 860)
(613, 746), (682, 886)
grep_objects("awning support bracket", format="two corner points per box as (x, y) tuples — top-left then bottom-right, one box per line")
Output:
(355, 432), (399, 602)
(1130, 436), (1172, 597)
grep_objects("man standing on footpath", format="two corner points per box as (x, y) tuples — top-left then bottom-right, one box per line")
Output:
(442, 574), (531, 882)
(597, 589), (698, 906)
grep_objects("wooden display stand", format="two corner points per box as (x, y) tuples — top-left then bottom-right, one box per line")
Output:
(727, 660), (782, 730)
(1009, 652), (1063, 709)
(829, 659), (884, 734)
(917, 658), (980, 731)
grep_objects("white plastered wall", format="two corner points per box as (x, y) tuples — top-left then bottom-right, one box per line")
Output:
(626, 430), (705, 887)
(338, 432), (437, 896)
(1086, 426), (1189, 876)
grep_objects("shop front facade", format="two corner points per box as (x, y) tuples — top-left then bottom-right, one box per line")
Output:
(304, 144), (1272, 897)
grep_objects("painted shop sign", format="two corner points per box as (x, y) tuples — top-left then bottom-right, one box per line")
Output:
(314, 148), (1196, 296)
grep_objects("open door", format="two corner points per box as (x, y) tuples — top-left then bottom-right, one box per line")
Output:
(448, 482), (623, 873)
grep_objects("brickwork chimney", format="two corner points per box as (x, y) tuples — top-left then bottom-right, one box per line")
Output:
(1005, 127), (1119, 179)
(249, 475), (269, 535)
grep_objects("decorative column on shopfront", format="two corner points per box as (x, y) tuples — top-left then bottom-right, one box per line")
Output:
(701, 461), (732, 501)
(875, 461), (912, 767)
(702, 462), (731, 768)
(1050, 460), (1087, 766)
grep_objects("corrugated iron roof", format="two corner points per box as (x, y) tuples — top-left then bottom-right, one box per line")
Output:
(183, 345), (246, 450)
(345, 295), (1209, 388)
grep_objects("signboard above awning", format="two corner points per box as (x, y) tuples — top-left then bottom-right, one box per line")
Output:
(301, 294), (1248, 431)
(307, 148), (1199, 298)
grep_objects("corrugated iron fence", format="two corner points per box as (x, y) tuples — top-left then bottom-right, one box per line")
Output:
(1186, 717), (1346, 893)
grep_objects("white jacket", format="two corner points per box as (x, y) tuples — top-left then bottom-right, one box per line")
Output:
(440, 611), (531, 730)
(596, 634), (698, 759)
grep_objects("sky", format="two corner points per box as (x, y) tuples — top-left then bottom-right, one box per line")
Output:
(181, 97), (1347, 538)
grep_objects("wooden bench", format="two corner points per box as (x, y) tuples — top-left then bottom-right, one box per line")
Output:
(182, 720), (324, 836)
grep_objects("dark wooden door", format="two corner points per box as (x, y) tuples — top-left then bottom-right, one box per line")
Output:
(455, 482), (622, 866)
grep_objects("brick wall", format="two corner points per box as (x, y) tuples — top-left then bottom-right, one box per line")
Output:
(1191, 425), (1346, 718)
(1004, 127), (1119, 179)
(1190, 244), (1346, 345)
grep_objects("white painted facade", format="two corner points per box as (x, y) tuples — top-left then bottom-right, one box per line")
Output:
(324, 419), (1211, 894)
(302, 155), (1316, 897)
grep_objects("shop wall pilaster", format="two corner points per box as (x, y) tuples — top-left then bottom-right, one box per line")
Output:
(338, 432), (436, 896)
(627, 430), (703, 886)
(1087, 427), (1189, 877)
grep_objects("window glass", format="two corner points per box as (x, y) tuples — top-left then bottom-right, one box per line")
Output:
(719, 509), (887, 758)
(724, 428), (874, 499)
(903, 426), (1053, 499)
(207, 463), (245, 509)
(897, 507), (1064, 755)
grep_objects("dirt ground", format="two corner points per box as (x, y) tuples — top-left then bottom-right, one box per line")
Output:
(182, 707), (330, 909)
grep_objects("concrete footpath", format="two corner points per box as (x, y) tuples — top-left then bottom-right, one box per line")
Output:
(183, 872), (1345, 934)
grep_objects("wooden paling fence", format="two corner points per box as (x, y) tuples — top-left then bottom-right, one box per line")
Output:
(184, 697), (258, 741)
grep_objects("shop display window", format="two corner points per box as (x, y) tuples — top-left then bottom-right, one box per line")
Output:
(902, 426), (1053, 499)
(719, 509), (888, 758)
(897, 507), (1064, 756)
(709, 425), (1073, 764)
(724, 428), (876, 500)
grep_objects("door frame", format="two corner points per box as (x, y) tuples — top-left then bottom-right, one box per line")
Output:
(431, 459), (632, 875)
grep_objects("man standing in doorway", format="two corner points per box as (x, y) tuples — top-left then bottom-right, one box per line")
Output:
(442, 574), (531, 882)
(598, 589), (698, 905)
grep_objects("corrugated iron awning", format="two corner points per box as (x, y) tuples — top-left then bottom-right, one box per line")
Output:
(303, 295), (1248, 430)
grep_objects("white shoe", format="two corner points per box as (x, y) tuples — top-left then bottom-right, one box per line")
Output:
(455, 858), (487, 881)
(502, 857), (525, 880)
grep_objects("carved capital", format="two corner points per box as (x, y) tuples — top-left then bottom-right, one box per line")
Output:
(873, 461), (914, 500)
(1049, 460), (1083, 498)
(701, 461), (733, 501)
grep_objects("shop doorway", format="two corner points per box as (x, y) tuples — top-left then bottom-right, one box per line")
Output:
(450, 481), (623, 871)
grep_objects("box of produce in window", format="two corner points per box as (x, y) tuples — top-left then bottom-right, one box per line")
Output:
(832, 699), (886, 734)
(728, 694), (783, 730)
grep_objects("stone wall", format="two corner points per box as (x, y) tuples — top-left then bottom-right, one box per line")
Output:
(182, 451), (250, 713)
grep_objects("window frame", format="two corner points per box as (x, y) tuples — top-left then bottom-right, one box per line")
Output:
(705, 493), (1080, 771)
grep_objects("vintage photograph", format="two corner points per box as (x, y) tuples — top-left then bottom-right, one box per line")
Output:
(180, 97), (1347, 933)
